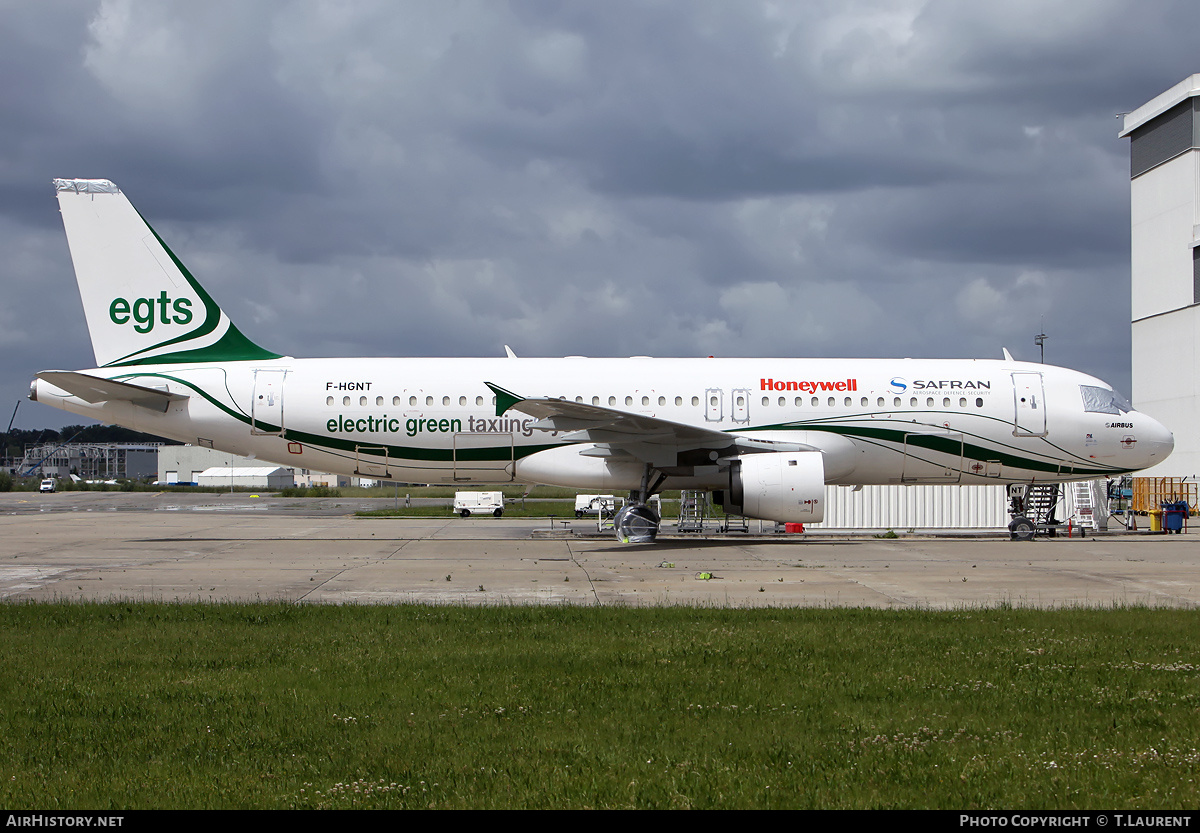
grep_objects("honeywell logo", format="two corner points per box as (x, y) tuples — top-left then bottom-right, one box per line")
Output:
(761, 378), (858, 393)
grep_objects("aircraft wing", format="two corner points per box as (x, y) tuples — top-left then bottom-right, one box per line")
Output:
(486, 382), (810, 468)
(36, 371), (189, 413)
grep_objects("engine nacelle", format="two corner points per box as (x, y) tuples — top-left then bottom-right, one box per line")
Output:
(714, 451), (825, 523)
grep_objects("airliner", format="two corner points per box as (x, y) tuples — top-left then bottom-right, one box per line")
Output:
(30, 178), (1174, 542)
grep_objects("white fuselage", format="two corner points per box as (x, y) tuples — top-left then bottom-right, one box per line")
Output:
(32, 356), (1174, 490)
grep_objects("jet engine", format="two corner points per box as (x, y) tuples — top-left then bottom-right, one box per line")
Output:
(714, 451), (825, 523)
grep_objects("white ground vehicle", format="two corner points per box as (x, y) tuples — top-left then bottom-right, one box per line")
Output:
(454, 491), (504, 517)
(575, 494), (617, 518)
(39, 478), (56, 493)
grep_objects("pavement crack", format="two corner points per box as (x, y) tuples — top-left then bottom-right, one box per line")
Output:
(564, 540), (600, 605)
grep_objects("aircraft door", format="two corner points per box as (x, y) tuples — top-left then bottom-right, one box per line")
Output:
(704, 388), (723, 422)
(251, 369), (287, 436)
(1012, 372), (1047, 437)
(732, 388), (751, 423)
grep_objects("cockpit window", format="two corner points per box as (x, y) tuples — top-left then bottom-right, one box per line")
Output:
(1081, 385), (1132, 415)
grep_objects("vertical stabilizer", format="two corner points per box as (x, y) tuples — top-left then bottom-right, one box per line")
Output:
(53, 178), (280, 367)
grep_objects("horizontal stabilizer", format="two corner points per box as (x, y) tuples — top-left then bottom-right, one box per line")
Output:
(36, 371), (188, 413)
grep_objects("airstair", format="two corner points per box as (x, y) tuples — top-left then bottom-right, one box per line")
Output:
(676, 490), (710, 533)
(1071, 480), (1108, 532)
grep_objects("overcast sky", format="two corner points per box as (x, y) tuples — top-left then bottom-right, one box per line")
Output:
(4, 0), (1198, 430)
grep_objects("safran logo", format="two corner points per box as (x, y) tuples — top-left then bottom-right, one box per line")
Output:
(889, 377), (908, 394)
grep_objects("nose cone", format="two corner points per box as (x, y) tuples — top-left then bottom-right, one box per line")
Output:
(1138, 412), (1174, 468)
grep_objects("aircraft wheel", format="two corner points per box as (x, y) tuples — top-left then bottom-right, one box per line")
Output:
(614, 504), (661, 544)
(460, 509), (471, 518)
(1009, 516), (1034, 541)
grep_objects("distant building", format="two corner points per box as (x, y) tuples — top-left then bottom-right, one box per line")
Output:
(292, 470), (352, 488)
(1121, 75), (1200, 477)
(157, 444), (354, 487)
(196, 467), (295, 490)
(20, 442), (160, 480)
(158, 445), (264, 484)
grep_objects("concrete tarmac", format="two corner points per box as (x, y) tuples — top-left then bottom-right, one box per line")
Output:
(1, 492), (1196, 608)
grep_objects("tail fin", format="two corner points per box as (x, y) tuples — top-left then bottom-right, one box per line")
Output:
(53, 178), (281, 367)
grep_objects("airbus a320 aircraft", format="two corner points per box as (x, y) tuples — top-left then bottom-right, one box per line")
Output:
(31, 179), (1174, 542)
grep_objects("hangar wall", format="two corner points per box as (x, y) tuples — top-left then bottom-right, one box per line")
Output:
(1122, 75), (1200, 478)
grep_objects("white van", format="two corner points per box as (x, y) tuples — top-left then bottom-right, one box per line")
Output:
(575, 494), (617, 518)
(40, 478), (56, 493)
(454, 491), (504, 517)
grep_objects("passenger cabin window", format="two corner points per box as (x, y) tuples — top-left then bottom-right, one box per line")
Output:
(326, 396), (334, 406)
(343, 396), (351, 406)
(393, 396), (401, 406)
(410, 396), (417, 406)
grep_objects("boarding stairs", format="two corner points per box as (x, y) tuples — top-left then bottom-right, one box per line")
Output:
(1026, 484), (1061, 531)
(676, 490), (711, 533)
(1009, 483), (1062, 537)
(1071, 480), (1108, 532)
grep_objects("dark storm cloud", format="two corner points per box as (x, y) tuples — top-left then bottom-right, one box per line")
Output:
(2, 0), (1199, 430)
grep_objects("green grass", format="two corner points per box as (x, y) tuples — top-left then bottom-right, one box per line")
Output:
(1, 603), (1197, 809)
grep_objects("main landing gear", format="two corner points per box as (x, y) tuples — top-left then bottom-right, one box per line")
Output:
(613, 465), (667, 543)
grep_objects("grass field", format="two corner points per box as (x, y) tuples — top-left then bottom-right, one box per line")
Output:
(1, 602), (1197, 809)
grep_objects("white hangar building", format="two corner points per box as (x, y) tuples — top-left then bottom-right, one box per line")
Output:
(1122, 75), (1200, 478)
